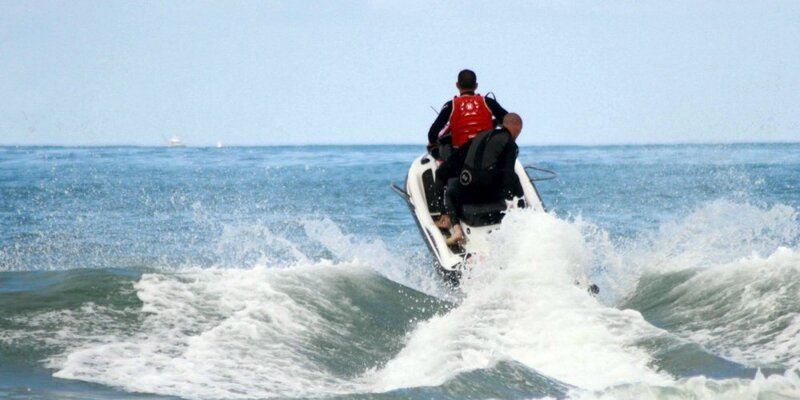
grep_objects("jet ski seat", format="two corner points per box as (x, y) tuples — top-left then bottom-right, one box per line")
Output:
(458, 200), (508, 227)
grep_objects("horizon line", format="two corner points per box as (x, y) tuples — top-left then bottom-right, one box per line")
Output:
(1, 140), (799, 148)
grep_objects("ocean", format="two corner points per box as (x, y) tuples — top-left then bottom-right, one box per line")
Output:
(0, 144), (798, 399)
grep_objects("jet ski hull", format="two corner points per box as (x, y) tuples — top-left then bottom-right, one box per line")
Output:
(393, 153), (546, 283)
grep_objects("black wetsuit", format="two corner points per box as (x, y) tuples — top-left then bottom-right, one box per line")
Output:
(434, 127), (523, 225)
(427, 93), (508, 147)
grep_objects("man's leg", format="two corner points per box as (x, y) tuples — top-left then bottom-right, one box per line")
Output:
(444, 179), (465, 245)
(443, 179), (461, 226)
(435, 177), (461, 229)
(432, 177), (450, 228)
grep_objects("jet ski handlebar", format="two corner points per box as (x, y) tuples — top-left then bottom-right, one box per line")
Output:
(391, 183), (409, 200)
(524, 165), (557, 182)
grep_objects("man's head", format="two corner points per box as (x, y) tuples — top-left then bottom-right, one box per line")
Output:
(456, 69), (478, 93)
(503, 113), (523, 140)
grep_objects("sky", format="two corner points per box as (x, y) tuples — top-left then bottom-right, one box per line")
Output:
(1, 0), (799, 146)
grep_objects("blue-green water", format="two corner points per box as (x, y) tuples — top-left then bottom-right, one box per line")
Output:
(1, 144), (799, 399)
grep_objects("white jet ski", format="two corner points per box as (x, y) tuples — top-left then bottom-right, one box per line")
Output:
(392, 152), (549, 284)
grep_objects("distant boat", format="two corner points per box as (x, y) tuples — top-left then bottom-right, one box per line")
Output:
(167, 137), (185, 147)
(216, 141), (223, 148)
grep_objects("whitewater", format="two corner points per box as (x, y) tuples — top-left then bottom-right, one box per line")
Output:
(0, 144), (798, 399)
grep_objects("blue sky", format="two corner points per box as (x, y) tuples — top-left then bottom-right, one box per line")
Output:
(1, 0), (799, 146)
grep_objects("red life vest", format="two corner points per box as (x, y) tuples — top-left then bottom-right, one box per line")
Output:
(448, 94), (494, 147)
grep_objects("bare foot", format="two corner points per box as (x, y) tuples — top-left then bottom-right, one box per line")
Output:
(445, 224), (464, 246)
(435, 214), (451, 229)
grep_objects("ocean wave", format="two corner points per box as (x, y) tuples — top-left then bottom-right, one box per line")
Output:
(49, 263), (446, 399)
(569, 368), (800, 400)
(366, 210), (670, 392)
(628, 200), (798, 276)
(3, 200), (799, 399)
(627, 247), (800, 370)
(617, 200), (800, 370)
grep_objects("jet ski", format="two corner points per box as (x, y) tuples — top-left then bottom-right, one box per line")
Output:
(392, 152), (549, 284)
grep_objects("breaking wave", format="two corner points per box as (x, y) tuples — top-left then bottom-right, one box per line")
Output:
(3, 199), (799, 399)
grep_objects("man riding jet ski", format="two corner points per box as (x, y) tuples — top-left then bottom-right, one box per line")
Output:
(393, 112), (545, 283)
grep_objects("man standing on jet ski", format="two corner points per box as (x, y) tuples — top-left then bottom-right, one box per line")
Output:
(435, 113), (525, 245)
(427, 69), (508, 160)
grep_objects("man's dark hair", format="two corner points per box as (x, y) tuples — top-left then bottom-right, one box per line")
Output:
(457, 69), (477, 89)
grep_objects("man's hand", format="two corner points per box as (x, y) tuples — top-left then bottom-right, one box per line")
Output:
(427, 143), (441, 159)
(505, 197), (526, 209)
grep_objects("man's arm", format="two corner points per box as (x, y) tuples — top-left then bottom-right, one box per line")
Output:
(428, 101), (453, 145)
(485, 97), (508, 125)
(435, 143), (469, 181)
(500, 143), (523, 200)
(432, 143), (469, 212)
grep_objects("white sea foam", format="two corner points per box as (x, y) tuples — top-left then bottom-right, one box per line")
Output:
(213, 221), (311, 267)
(664, 247), (800, 369)
(48, 206), (800, 399)
(568, 368), (800, 400)
(54, 263), (366, 399)
(49, 217), (444, 399)
(301, 217), (446, 297)
(630, 200), (798, 275)
(1, 301), (136, 368)
(607, 201), (800, 370)
(366, 210), (671, 392)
